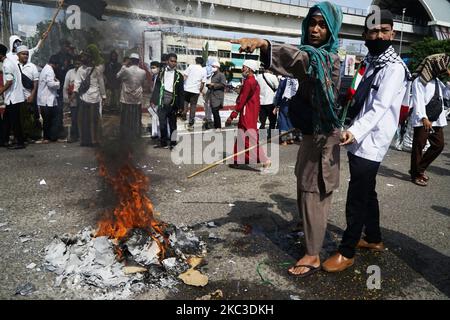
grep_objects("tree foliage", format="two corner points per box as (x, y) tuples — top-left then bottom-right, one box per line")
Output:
(28, 21), (104, 66)
(409, 37), (450, 72)
(221, 61), (235, 83)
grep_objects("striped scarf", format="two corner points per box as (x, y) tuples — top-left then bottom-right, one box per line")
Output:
(414, 53), (450, 85)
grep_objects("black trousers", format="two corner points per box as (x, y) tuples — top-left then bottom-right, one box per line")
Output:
(259, 104), (277, 140)
(0, 109), (6, 145)
(339, 152), (382, 259)
(259, 104), (277, 130)
(4, 102), (25, 146)
(212, 106), (222, 129)
(40, 106), (59, 142)
(158, 104), (177, 147)
(70, 106), (79, 141)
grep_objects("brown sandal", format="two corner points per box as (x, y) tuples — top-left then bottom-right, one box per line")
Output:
(413, 177), (428, 187)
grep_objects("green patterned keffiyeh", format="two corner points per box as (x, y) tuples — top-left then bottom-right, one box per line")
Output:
(86, 44), (105, 66)
(299, 1), (343, 134)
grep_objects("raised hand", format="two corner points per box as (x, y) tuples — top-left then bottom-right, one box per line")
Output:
(230, 38), (269, 54)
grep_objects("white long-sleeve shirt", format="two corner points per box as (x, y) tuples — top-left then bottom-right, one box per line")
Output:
(347, 62), (409, 163)
(37, 64), (60, 107)
(2, 57), (25, 105)
(256, 72), (279, 106)
(19, 62), (40, 99)
(73, 65), (106, 104)
(7, 36), (43, 64)
(411, 78), (448, 128)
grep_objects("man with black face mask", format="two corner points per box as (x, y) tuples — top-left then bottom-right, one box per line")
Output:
(323, 9), (411, 272)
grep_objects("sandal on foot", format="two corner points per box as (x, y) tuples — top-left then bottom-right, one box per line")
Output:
(413, 177), (428, 187)
(288, 264), (322, 278)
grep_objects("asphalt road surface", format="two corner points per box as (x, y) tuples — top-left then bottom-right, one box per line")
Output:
(0, 121), (449, 300)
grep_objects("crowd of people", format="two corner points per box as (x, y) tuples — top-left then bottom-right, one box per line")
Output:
(0, 1), (449, 278)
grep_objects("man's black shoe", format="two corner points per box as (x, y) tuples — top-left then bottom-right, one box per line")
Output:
(8, 144), (26, 150)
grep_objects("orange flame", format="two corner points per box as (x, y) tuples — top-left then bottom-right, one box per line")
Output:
(96, 153), (169, 258)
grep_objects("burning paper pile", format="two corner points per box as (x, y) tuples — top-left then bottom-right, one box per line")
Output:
(44, 226), (206, 299)
(43, 151), (207, 299)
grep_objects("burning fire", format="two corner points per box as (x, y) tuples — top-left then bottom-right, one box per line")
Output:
(96, 153), (169, 258)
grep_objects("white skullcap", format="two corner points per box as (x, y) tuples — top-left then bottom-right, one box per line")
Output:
(16, 45), (29, 54)
(243, 60), (259, 72)
(312, 8), (323, 16)
(130, 53), (140, 60)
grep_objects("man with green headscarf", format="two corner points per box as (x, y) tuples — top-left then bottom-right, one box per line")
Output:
(232, 1), (343, 278)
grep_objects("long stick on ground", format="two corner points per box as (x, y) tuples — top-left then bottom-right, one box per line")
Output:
(187, 129), (296, 179)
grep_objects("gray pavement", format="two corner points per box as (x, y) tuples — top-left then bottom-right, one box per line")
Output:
(0, 121), (449, 300)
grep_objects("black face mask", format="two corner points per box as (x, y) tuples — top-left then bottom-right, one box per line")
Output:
(365, 39), (392, 56)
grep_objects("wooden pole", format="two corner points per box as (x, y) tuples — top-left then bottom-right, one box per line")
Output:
(187, 129), (296, 179)
(43, 0), (65, 39)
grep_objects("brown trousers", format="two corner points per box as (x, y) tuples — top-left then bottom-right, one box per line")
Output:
(411, 127), (445, 178)
(297, 190), (333, 256)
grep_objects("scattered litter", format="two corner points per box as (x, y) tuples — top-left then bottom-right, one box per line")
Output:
(48, 210), (56, 217)
(84, 167), (89, 170)
(90, 168), (97, 171)
(15, 283), (36, 296)
(228, 260), (236, 265)
(178, 269), (208, 287)
(174, 190), (182, 193)
(196, 290), (223, 300)
(96, 190), (102, 192)
(23, 249), (30, 254)
(66, 163), (72, 166)
(186, 257), (203, 269)
(39, 180), (47, 185)
(3, 228), (11, 232)
(290, 295), (302, 300)
(206, 222), (217, 228)
(387, 184), (395, 187)
(0, 222), (8, 228)
(228, 204), (236, 207)
(208, 233), (221, 240)
(222, 177), (227, 180)
(26, 263), (37, 270)
(49, 220), (57, 223)
(44, 226), (205, 299)
(439, 232), (445, 236)
(123, 266), (147, 275)
(355, 270), (361, 275)
(20, 236), (32, 243)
